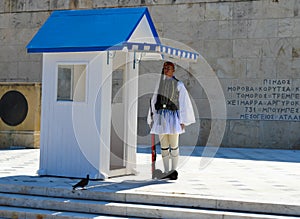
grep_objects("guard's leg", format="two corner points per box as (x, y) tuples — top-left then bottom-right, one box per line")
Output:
(169, 134), (179, 171)
(159, 134), (170, 173)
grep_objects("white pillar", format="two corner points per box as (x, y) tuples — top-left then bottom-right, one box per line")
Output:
(98, 52), (113, 178)
(124, 52), (139, 174)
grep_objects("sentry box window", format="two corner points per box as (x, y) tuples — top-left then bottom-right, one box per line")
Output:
(57, 64), (86, 102)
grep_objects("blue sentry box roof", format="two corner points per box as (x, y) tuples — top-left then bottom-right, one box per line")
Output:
(27, 7), (159, 53)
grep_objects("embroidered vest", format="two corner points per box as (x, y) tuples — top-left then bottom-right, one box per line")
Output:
(155, 76), (179, 111)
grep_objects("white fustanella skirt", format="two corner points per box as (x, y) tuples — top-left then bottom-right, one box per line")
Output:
(150, 109), (184, 135)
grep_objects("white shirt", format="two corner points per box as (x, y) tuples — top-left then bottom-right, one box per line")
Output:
(147, 76), (196, 134)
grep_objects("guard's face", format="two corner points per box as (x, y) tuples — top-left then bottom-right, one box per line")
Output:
(163, 64), (175, 78)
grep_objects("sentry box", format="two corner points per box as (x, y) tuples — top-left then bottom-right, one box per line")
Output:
(27, 7), (198, 179)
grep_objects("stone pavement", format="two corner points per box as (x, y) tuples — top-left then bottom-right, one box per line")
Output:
(0, 148), (39, 177)
(0, 146), (300, 217)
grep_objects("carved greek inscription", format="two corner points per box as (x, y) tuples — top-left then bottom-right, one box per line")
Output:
(226, 79), (300, 121)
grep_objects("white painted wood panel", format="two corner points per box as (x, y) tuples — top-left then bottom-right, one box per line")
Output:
(39, 52), (112, 179)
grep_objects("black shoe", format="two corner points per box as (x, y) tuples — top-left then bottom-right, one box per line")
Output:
(161, 170), (178, 180)
(152, 169), (163, 179)
(169, 170), (178, 180)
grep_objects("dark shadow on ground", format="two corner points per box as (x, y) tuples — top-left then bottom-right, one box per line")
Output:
(137, 145), (300, 163)
(0, 174), (172, 196)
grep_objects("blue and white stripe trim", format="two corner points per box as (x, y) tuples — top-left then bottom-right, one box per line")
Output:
(122, 42), (199, 61)
(160, 45), (198, 60)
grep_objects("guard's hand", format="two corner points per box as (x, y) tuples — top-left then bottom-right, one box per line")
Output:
(180, 124), (185, 130)
(149, 121), (153, 129)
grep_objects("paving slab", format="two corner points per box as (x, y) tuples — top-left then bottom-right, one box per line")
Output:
(0, 146), (300, 217)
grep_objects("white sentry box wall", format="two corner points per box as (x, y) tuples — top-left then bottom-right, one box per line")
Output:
(39, 51), (138, 179)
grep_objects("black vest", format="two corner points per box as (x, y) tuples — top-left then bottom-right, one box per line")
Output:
(155, 76), (179, 111)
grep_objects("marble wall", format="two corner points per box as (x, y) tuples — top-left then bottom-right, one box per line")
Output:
(1, 0), (300, 148)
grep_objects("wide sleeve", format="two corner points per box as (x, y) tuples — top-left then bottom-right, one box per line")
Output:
(147, 79), (160, 125)
(178, 81), (196, 126)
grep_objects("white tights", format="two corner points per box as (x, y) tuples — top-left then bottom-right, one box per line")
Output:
(159, 134), (179, 173)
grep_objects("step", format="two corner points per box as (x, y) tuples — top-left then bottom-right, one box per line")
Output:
(0, 206), (139, 219)
(0, 193), (299, 219)
(0, 182), (300, 217)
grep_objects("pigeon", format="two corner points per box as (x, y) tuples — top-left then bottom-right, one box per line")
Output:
(72, 174), (89, 190)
